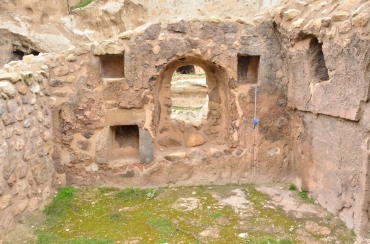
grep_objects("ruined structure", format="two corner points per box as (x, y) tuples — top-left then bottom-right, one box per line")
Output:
(0, 0), (369, 240)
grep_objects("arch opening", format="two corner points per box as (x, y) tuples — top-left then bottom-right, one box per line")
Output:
(170, 65), (208, 123)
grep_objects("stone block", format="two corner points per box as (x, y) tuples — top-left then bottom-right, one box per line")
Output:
(0, 194), (12, 210)
(53, 66), (69, 77)
(164, 151), (186, 161)
(186, 133), (205, 147)
(0, 81), (16, 99)
(140, 129), (154, 163)
(352, 13), (370, 27)
(158, 136), (182, 148)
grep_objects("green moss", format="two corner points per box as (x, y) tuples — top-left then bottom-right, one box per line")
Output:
(73, 0), (95, 9)
(171, 105), (203, 111)
(35, 185), (356, 244)
(43, 187), (75, 221)
(288, 184), (297, 191)
(297, 190), (314, 203)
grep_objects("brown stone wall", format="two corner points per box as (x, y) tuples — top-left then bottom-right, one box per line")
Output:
(270, 0), (370, 237)
(0, 55), (54, 236)
(44, 19), (291, 189)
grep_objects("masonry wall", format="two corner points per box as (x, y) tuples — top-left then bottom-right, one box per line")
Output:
(0, 55), (55, 236)
(270, 0), (370, 237)
(42, 19), (292, 190)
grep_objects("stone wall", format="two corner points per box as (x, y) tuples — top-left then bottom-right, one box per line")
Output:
(0, 54), (55, 236)
(44, 19), (291, 190)
(268, 0), (370, 237)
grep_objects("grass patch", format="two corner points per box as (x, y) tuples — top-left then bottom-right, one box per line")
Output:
(297, 190), (314, 203)
(43, 187), (75, 221)
(288, 184), (297, 191)
(171, 105), (203, 111)
(245, 237), (293, 244)
(115, 187), (157, 200)
(73, 0), (95, 9)
(147, 217), (173, 235)
(210, 211), (223, 219)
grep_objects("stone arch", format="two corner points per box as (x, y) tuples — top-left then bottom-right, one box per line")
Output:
(155, 55), (230, 147)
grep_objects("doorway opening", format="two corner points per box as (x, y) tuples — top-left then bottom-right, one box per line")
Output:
(170, 65), (208, 122)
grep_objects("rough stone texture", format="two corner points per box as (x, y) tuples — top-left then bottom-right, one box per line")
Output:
(186, 133), (205, 147)
(0, 0), (369, 239)
(272, 0), (370, 238)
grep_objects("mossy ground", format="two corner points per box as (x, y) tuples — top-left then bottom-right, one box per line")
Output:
(33, 184), (355, 244)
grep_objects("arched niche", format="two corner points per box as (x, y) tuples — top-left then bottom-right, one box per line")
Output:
(154, 56), (230, 147)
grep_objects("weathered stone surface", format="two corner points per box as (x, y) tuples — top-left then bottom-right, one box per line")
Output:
(210, 148), (222, 158)
(118, 30), (133, 40)
(339, 20), (351, 34)
(186, 133), (205, 147)
(0, 73), (22, 83)
(93, 41), (125, 55)
(20, 72), (35, 86)
(49, 79), (65, 87)
(66, 53), (77, 62)
(187, 148), (207, 160)
(140, 129), (154, 163)
(283, 9), (301, 21)
(332, 11), (349, 22)
(0, 194), (12, 210)
(164, 151), (186, 161)
(158, 136), (182, 147)
(0, 81), (16, 99)
(352, 13), (370, 27)
(18, 85), (27, 95)
(76, 140), (91, 151)
(53, 66), (69, 77)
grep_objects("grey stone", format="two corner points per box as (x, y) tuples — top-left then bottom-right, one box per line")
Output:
(23, 119), (32, 128)
(82, 131), (94, 139)
(140, 23), (161, 40)
(7, 100), (16, 112)
(210, 148), (222, 158)
(76, 140), (91, 151)
(22, 97), (29, 104)
(167, 20), (189, 33)
(236, 149), (244, 156)
(187, 148), (207, 160)
(0, 104), (6, 115)
(140, 129), (154, 163)
(49, 79), (65, 87)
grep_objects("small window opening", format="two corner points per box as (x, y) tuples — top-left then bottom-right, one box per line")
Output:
(11, 50), (25, 61)
(99, 54), (125, 78)
(110, 125), (140, 160)
(238, 55), (260, 84)
(307, 37), (329, 81)
(171, 65), (208, 122)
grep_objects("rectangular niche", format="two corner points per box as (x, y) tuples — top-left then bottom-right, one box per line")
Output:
(99, 54), (125, 78)
(237, 55), (260, 84)
(110, 125), (140, 161)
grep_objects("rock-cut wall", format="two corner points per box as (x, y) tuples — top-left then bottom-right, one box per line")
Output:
(0, 55), (55, 236)
(267, 0), (370, 238)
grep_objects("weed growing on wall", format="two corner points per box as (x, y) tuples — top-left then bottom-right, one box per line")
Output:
(73, 0), (95, 9)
